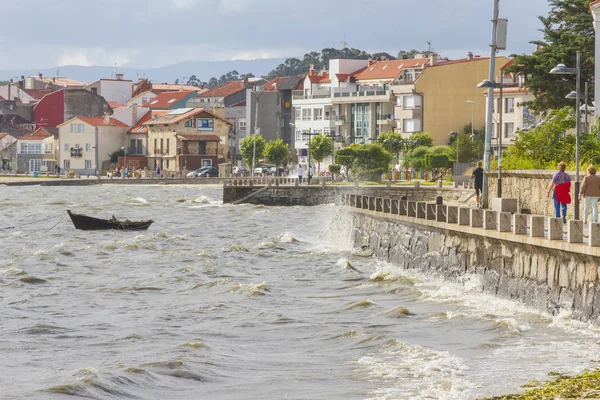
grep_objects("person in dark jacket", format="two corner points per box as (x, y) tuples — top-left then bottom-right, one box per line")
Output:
(471, 161), (484, 207)
(547, 161), (571, 223)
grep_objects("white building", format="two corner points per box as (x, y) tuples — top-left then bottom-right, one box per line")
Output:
(84, 75), (133, 104)
(592, 1), (600, 114)
(57, 115), (129, 175)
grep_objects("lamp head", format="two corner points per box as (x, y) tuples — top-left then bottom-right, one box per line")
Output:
(565, 90), (578, 100)
(549, 63), (577, 75)
(448, 131), (458, 136)
(477, 79), (496, 88)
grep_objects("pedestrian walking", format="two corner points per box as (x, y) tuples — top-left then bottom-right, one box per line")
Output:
(579, 164), (600, 223)
(470, 161), (484, 207)
(308, 165), (315, 185)
(547, 161), (571, 223)
(297, 165), (303, 184)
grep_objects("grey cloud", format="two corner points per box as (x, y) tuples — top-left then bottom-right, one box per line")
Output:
(2, 0), (550, 69)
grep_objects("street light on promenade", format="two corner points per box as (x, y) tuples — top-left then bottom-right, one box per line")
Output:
(121, 146), (126, 179)
(302, 131), (321, 185)
(550, 51), (581, 220)
(478, 78), (504, 197)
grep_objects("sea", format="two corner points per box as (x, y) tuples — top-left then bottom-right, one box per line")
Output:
(1, 184), (600, 400)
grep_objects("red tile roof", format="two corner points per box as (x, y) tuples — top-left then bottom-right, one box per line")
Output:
(146, 108), (233, 126)
(143, 91), (195, 109)
(263, 77), (287, 92)
(198, 81), (246, 98)
(307, 71), (331, 83)
(355, 59), (429, 81)
(0, 132), (8, 139)
(76, 116), (129, 127)
(127, 111), (167, 134)
(21, 88), (53, 100)
(591, 0), (600, 10)
(108, 101), (126, 109)
(20, 129), (52, 140)
(429, 56), (490, 67)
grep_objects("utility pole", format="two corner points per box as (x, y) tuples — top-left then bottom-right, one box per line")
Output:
(251, 89), (262, 174)
(483, 0), (500, 209)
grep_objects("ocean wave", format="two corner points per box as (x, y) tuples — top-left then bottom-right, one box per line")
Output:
(357, 339), (476, 400)
(228, 282), (270, 296)
(346, 299), (376, 310)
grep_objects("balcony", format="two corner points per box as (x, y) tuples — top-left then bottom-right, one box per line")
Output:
(376, 113), (395, 124)
(332, 90), (393, 103)
(334, 115), (346, 126)
(70, 148), (82, 157)
(292, 94), (331, 100)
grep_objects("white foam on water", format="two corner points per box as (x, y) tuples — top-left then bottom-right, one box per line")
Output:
(358, 339), (477, 400)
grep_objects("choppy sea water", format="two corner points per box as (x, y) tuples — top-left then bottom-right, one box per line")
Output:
(1, 184), (600, 400)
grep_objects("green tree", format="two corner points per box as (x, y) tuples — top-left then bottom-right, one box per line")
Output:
(239, 134), (266, 168)
(501, 107), (577, 169)
(377, 132), (404, 156)
(507, 0), (594, 114)
(449, 132), (478, 163)
(335, 147), (357, 181)
(308, 134), (333, 174)
(424, 146), (452, 181)
(409, 132), (433, 148)
(264, 139), (290, 169)
(410, 146), (430, 172)
(186, 75), (201, 87)
(352, 144), (392, 181)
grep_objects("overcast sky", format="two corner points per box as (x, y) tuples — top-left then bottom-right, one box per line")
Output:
(0, 0), (550, 70)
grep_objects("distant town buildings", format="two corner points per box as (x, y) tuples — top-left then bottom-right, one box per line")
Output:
(0, 53), (539, 174)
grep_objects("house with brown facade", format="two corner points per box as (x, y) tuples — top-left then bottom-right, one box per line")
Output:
(145, 108), (233, 172)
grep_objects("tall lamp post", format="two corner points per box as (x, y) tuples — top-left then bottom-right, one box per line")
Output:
(550, 51), (581, 220)
(121, 146), (126, 179)
(478, 78), (504, 197)
(251, 88), (263, 175)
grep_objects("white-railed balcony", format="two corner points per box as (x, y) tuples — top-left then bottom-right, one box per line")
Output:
(376, 113), (396, 125)
(332, 89), (393, 103)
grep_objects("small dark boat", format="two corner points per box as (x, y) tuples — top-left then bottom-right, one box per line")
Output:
(67, 210), (153, 231)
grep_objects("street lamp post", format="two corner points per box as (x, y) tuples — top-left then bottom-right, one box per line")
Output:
(251, 88), (263, 175)
(302, 131), (320, 185)
(121, 146), (126, 179)
(550, 51), (581, 220)
(383, 139), (400, 181)
(477, 78), (504, 197)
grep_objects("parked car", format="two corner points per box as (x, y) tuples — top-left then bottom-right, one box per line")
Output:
(197, 166), (219, 177)
(187, 166), (211, 177)
(233, 167), (248, 177)
(268, 166), (286, 176)
(253, 166), (269, 176)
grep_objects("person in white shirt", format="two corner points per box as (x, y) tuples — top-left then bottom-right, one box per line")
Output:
(297, 165), (303, 184)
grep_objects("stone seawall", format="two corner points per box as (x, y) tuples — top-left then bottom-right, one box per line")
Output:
(223, 185), (474, 206)
(349, 209), (600, 323)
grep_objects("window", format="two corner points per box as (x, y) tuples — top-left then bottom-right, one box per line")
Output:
(166, 160), (169, 169)
(295, 108), (301, 119)
(166, 139), (170, 154)
(239, 120), (246, 131)
(91, 88), (97, 95)
(403, 95), (422, 109)
(505, 98), (515, 113)
(44, 143), (53, 154)
(64, 143), (70, 151)
(29, 159), (41, 173)
(313, 108), (323, 120)
(505, 122), (515, 138)
(20, 142), (42, 154)
(85, 160), (92, 169)
(304, 89), (309, 98)
(302, 109), (312, 121)
(130, 139), (143, 154)
(63, 160), (70, 170)
(69, 123), (84, 133)
(86, 143), (92, 152)
(185, 119), (193, 128)
(154, 138), (158, 152)
(197, 118), (215, 131)
(403, 119), (421, 133)
(160, 138), (164, 153)
(295, 130), (302, 141)
(142, 97), (148, 105)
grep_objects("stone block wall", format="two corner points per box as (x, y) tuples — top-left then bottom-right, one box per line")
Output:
(349, 211), (600, 323)
(487, 170), (583, 217)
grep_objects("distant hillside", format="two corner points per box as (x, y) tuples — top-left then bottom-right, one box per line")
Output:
(0, 58), (286, 85)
